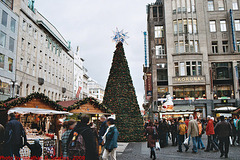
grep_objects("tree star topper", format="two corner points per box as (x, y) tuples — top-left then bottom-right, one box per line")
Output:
(112, 28), (129, 45)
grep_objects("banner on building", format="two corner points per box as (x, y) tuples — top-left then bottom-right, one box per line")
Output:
(76, 87), (82, 98)
(146, 72), (152, 100)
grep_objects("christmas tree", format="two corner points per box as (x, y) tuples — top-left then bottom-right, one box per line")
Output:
(103, 42), (144, 142)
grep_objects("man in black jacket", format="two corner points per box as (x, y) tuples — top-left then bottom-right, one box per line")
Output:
(67, 115), (98, 160)
(4, 113), (26, 158)
(26, 139), (42, 159)
(215, 116), (232, 158)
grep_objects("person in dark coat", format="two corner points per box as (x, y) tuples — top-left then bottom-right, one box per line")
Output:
(0, 124), (4, 156)
(171, 119), (178, 146)
(145, 121), (157, 160)
(215, 116), (232, 158)
(4, 113), (26, 158)
(98, 115), (108, 146)
(67, 115), (98, 160)
(26, 139), (42, 160)
(157, 119), (168, 148)
(230, 119), (237, 146)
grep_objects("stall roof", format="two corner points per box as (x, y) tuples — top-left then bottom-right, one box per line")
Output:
(8, 107), (72, 115)
(57, 100), (78, 108)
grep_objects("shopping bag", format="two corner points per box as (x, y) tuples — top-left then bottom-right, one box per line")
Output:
(156, 142), (160, 150)
(183, 137), (189, 145)
(229, 136), (232, 145)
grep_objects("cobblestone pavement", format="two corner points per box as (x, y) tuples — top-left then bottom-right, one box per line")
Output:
(117, 135), (240, 160)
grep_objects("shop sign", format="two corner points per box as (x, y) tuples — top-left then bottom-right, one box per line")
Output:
(146, 72), (152, 97)
(173, 76), (205, 83)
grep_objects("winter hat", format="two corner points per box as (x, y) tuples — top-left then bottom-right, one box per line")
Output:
(207, 115), (211, 119)
(211, 117), (214, 120)
(189, 115), (194, 120)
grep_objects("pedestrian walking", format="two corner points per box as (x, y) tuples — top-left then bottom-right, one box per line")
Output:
(4, 113), (26, 159)
(102, 118), (119, 160)
(171, 119), (178, 146)
(205, 116), (219, 152)
(67, 115), (98, 160)
(177, 118), (187, 153)
(187, 115), (199, 153)
(185, 117), (190, 139)
(215, 116), (232, 158)
(197, 120), (205, 150)
(230, 119), (237, 146)
(61, 119), (76, 158)
(98, 115), (108, 154)
(145, 121), (157, 160)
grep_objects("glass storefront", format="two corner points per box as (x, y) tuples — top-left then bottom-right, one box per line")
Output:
(214, 85), (233, 99)
(158, 87), (168, 98)
(173, 85), (206, 100)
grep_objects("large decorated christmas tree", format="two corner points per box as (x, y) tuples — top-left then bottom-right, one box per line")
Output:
(103, 41), (144, 142)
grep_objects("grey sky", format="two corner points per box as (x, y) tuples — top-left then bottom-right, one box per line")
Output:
(35, 0), (154, 107)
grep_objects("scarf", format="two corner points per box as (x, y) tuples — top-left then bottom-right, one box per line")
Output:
(102, 125), (115, 143)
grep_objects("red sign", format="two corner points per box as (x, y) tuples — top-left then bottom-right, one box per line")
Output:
(76, 87), (82, 98)
(146, 72), (152, 100)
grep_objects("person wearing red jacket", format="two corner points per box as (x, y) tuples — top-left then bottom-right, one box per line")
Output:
(185, 117), (190, 138)
(205, 116), (219, 152)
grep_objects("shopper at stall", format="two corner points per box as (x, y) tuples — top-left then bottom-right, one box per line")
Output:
(4, 113), (27, 159)
(215, 116), (232, 158)
(102, 118), (119, 160)
(61, 120), (76, 158)
(67, 115), (98, 160)
(26, 139), (42, 160)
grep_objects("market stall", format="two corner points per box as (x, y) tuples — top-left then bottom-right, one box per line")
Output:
(0, 93), (70, 158)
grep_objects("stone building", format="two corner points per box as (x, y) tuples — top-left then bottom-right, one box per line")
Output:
(13, 0), (74, 101)
(145, 0), (240, 118)
(88, 79), (105, 102)
(0, 0), (18, 100)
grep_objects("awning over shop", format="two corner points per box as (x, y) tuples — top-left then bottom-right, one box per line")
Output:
(213, 107), (237, 112)
(173, 105), (195, 112)
(160, 112), (194, 115)
(8, 107), (72, 115)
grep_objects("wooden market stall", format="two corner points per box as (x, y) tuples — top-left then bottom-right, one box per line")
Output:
(0, 92), (70, 158)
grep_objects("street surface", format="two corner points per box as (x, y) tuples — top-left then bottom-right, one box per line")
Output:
(116, 135), (240, 160)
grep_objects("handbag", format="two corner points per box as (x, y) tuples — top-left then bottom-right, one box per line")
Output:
(183, 137), (189, 146)
(156, 142), (160, 150)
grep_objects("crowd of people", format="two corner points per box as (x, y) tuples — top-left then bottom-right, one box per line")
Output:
(0, 113), (119, 160)
(144, 115), (240, 159)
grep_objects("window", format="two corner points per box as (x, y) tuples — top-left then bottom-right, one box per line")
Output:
(190, 41), (194, 52)
(175, 62), (179, 76)
(10, 18), (16, 33)
(179, 41), (184, 53)
(222, 41), (228, 53)
(233, 0), (239, 10)
(173, 20), (178, 35)
(220, 20), (227, 31)
(9, 37), (15, 52)
(178, 20), (183, 34)
(192, 61), (197, 76)
(218, 0), (225, 10)
(0, 32), (6, 47)
(212, 41), (218, 53)
(180, 62), (185, 76)
(186, 62), (191, 76)
(153, 7), (157, 17)
(175, 42), (179, 53)
(210, 21), (216, 32)
(172, 0), (176, 13)
(184, 20), (188, 34)
(194, 41), (199, 52)
(187, 0), (191, 12)
(198, 62), (202, 76)
(188, 19), (193, 34)
(182, 0), (186, 12)
(237, 41), (240, 52)
(208, 0), (214, 11)
(1, 10), (8, 27)
(8, 58), (13, 72)
(156, 45), (165, 58)
(185, 41), (189, 52)
(177, 0), (181, 12)
(191, 0), (195, 12)
(235, 20), (240, 31)
(155, 26), (164, 38)
(157, 64), (168, 81)
(0, 53), (4, 68)
(159, 6), (163, 17)
(193, 20), (197, 33)
(1, 0), (13, 9)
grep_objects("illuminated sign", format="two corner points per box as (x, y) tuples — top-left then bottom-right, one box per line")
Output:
(173, 76), (205, 83)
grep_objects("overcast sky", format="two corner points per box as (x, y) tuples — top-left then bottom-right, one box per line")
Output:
(35, 0), (154, 108)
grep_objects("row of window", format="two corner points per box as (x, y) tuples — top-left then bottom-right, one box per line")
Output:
(211, 41), (240, 53)
(0, 53), (13, 72)
(173, 19), (197, 35)
(1, 9), (16, 32)
(175, 61), (202, 76)
(1, 0), (13, 9)
(175, 40), (199, 53)
(209, 20), (240, 32)
(0, 31), (15, 52)
(172, 0), (196, 14)
(208, 0), (239, 11)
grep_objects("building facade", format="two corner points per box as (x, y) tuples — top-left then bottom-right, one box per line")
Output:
(88, 79), (105, 102)
(0, 0), (18, 100)
(145, 0), (240, 118)
(74, 46), (89, 100)
(13, 0), (74, 101)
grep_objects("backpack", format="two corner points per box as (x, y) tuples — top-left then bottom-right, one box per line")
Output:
(68, 128), (88, 159)
(179, 123), (187, 135)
